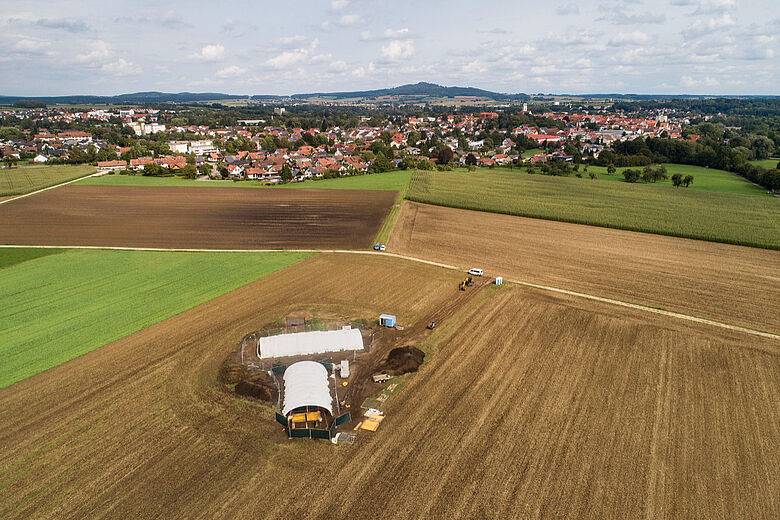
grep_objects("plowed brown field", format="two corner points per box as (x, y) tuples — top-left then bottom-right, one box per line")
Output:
(0, 186), (396, 249)
(389, 201), (780, 334)
(1, 253), (777, 519)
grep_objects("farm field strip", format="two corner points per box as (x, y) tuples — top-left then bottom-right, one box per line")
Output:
(0, 254), (776, 518)
(0, 164), (98, 198)
(2, 243), (777, 341)
(389, 201), (780, 334)
(0, 185), (397, 249)
(77, 169), (413, 191)
(0, 248), (310, 388)
(406, 169), (780, 249)
(0, 170), (99, 204)
(452, 163), (770, 196)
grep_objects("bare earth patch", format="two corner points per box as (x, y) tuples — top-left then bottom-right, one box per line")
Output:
(0, 185), (397, 249)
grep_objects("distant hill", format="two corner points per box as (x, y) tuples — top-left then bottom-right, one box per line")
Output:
(287, 82), (530, 101)
(2, 86), (774, 107)
(0, 91), (250, 106)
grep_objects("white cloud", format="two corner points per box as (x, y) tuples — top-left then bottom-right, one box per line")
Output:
(75, 40), (112, 62)
(280, 35), (306, 46)
(360, 28), (411, 41)
(380, 39), (415, 61)
(461, 60), (486, 73)
(693, 0), (736, 14)
(216, 65), (246, 78)
(13, 37), (51, 53)
(330, 0), (349, 10)
(681, 74), (719, 87)
(335, 14), (361, 27)
(556, 3), (580, 15)
(101, 58), (141, 76)
(310, 53), (333, 63)
(609, 31), (654, 46)
(330, 60), (348, 72)
(190, 44), (225, 62)
(265, 49), (308, 69)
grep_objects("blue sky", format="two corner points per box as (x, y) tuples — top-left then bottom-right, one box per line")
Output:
(0, 0), (777, 96)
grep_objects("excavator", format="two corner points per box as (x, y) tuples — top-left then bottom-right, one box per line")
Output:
(459, 276), (474, 291)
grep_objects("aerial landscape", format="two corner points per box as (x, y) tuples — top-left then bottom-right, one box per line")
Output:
(0, 1), (778, 519)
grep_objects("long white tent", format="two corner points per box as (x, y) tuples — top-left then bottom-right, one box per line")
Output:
(282, 361), (333, 416)
(257, 328), (364, 359)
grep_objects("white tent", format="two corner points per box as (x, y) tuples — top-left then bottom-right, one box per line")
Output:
(282, 361), (333, 416)
(257, 328), (363, 359)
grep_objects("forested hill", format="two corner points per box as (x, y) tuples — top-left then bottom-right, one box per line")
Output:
(289, 82), (529, 101)
(0, 92), (253, 106)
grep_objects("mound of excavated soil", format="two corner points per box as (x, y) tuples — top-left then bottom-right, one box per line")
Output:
(220, 349), (277, 403)
(383, 346), (425, 375)
(235, 377), (275, 402)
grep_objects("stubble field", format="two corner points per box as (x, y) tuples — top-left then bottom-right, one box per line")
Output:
(0, 253), (777, 519)
(389, 201), (780, 334)
(0, 185), (397, 249)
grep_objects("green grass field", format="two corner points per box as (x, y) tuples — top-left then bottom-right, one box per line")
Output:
(0, 164), (96, 196)
(406, 170), (780, 249)
(749, 159), (780, 170)
(0, 247), (63, 269)
(0, 248), (310, 388)
(584, 164), (769, 196)
(78, 170), (413, 191)
(455, 163), (768, 196)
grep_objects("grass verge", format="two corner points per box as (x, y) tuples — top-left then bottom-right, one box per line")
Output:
(77, 170), (413, 191)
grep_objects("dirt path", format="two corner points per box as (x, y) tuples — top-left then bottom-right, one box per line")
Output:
(3, 243), (776, 342)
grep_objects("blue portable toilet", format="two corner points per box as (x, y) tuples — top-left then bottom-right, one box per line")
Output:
(379, 314), (396, 327)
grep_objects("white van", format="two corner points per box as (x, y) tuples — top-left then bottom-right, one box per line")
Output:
(468, 268), (483, 276)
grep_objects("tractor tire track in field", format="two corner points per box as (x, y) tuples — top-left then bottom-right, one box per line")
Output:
(0, 254), (778, 518)
(2, 244), (778, 341)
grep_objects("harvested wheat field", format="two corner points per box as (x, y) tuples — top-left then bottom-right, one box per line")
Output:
(389, 201), (780, 334)
(1, 253), (777, 519)
(0, 185), (396, 249)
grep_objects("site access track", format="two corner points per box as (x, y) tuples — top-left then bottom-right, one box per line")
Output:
(2, 243), (778, 342)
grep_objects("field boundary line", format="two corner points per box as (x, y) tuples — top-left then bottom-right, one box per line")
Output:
(0, 172), (101, 205)
(503, 277), (780, 341)
(1, 245), (777, 340)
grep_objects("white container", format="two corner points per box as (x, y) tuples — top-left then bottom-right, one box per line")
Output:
(495, 276), (503, 285)
(340, 359), (350, 378)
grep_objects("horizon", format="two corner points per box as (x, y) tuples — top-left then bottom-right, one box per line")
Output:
(2, 81), (780, 100)
(1, 0), (778, 97)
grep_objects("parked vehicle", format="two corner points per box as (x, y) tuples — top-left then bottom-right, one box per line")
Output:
(468, 268), (483, 276)
(373, 243), (381, 250)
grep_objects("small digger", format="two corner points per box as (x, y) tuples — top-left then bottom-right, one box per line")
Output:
(459, 276), (474, 291)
